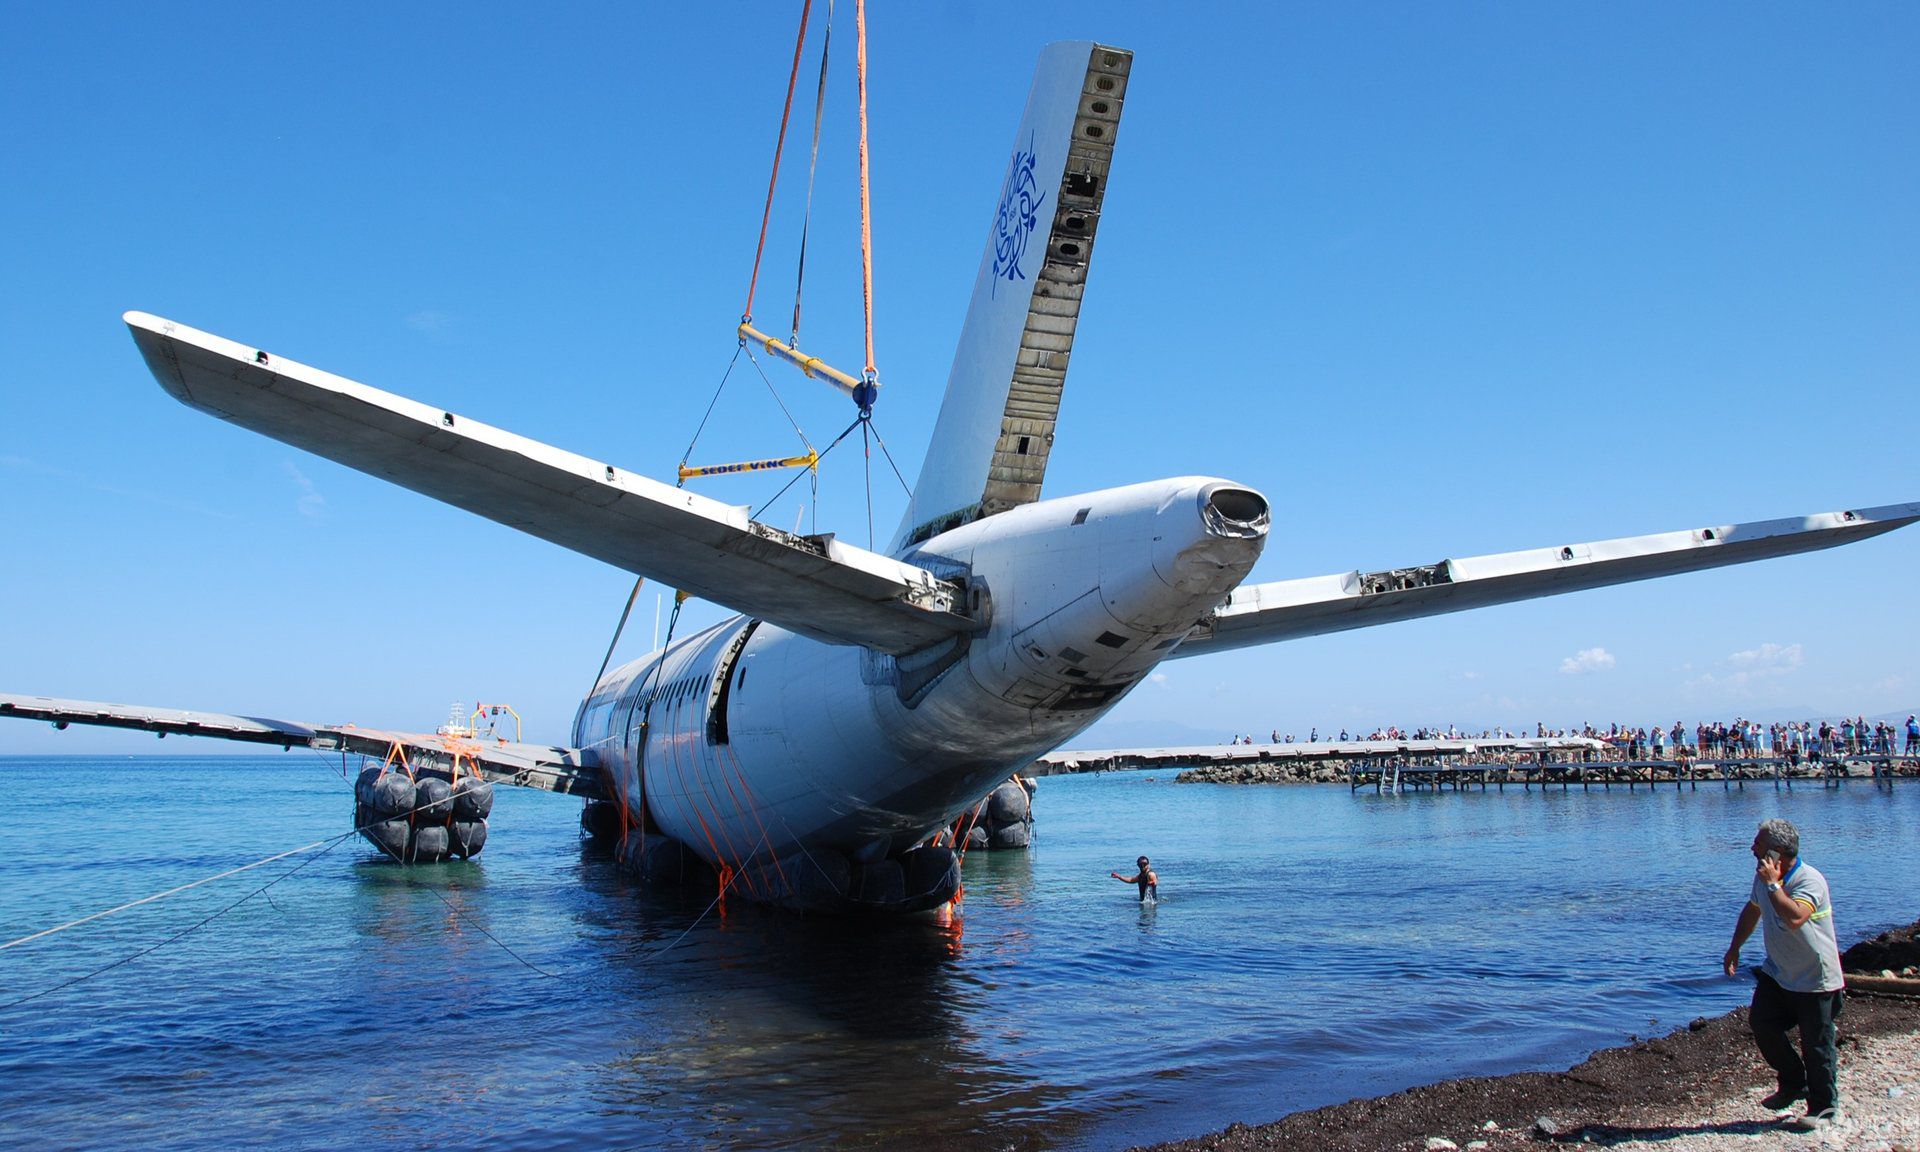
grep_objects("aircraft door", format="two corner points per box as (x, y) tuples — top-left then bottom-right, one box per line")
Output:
(705, 620), (761, 745)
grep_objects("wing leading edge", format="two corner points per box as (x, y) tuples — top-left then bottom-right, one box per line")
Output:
(124, 313), (973, 655)
(0, 693), (603, 798)
(1175, 503), (1920, 658)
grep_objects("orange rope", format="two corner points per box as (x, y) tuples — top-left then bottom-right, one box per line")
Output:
(946, 799), (988, 910)
(953, 798), (987, 860)
(854, 0), (877, 378)
(380, 742), (414, 782)
(743, 0), (815, 324)
(717, 741), (789, 892)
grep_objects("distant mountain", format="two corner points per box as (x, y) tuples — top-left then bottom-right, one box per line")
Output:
(1718, 706), (1919, 725)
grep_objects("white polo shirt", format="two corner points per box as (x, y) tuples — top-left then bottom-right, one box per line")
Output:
(1750, 860), (1844, 994)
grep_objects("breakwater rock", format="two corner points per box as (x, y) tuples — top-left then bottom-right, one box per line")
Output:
(1176, 758), (1920, 786)
(1177, 761), (1349, 784)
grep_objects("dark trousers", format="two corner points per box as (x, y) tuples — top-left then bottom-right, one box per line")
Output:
(1750, 971), (1843, 1112)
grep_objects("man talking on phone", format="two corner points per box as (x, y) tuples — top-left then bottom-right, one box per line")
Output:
(1722, 818), (1845, 1132)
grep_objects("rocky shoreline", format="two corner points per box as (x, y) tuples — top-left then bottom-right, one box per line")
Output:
(1173, 760), (1920, 785)
(1136, 921), (1920, 1152)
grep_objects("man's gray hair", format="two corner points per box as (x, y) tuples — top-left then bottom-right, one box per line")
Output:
(1758, 818), (1800, 859)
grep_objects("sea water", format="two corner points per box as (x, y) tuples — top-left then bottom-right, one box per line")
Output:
(1, 756), (1914, 1151)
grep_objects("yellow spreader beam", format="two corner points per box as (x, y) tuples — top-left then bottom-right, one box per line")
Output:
(678, 450), (819, 482)
(738, 322), (874, 401)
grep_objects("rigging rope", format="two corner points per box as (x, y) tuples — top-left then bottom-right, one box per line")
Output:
(679, 344), (746, 473)
(752, 412), (863, 519)
(854, 0), (878, 387)
(0, 773), (497, 999)
(0, 764), (737, 1009)
(742, 0), (815, 326)
(573, 0), (894, 903)
(742, 343), (817, 456)
(0, 836), (346, 954)
(409, 878), (555, 978)
(861, 419), (874, 547)
(791, 0), (834, 345)
(0, 834), (357, 1011)
(589, 577), (647, 707)
(864, 417), (916, 499)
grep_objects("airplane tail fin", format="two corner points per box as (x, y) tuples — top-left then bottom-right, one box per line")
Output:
(890, 42), (1131, 551)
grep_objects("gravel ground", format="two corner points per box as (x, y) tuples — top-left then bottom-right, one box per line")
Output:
(1570, 1026), (1920, 1151)
(1139, 921), (1920, 1152)
(1135, 995), (1920, 1152)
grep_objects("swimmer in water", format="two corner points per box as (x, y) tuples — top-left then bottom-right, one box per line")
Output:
(1110, 856), (1158, 903)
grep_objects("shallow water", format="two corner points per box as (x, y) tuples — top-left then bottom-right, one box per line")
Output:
(0, 756), (1913, 1151)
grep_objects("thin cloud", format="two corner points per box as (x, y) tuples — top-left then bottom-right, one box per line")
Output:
(6, 453), (235, 519)
(1559, 647), (1615, 675)
(1687, 642), (1803, 691)
(1726, 642), (1803, 673)
(284, 461), (326, 518)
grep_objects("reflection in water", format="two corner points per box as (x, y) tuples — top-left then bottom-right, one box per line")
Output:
(568, 855), (1083, 1150)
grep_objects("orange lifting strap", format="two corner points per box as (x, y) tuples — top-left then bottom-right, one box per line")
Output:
(380, 742), (414, 781)
(742, 0), (814, 329)
(740, 0), (881, 412)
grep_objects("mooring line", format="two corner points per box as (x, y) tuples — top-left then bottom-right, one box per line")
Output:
(2, 764), (738, 1008)
(646, 879), (731, 961)
(0, 830), (359, 1012)
(410, 880), (557, 979)
(1, 773), (488, 953)
(0, 835), (346, 954)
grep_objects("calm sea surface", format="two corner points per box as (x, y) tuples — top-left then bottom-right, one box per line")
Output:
(1, 755), (1914, 1151)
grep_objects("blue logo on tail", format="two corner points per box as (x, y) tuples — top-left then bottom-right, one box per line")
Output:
(991, 135), (1045, 298)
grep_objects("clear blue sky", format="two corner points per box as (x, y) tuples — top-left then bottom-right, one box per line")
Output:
(4, 3), (1916, 755)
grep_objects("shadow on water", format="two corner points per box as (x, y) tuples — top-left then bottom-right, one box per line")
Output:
(551, 847), (1093, 1151)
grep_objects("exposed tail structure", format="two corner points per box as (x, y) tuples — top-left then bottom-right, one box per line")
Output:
(891, 42), (1131, 551)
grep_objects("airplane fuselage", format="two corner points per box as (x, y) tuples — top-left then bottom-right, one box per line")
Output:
(572, 477), (1269, 892)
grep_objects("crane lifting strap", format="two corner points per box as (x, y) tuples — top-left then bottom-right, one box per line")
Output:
(737, 0), (881, 411)
(854, 0), (877, 383)
(742, 0), (815, 327)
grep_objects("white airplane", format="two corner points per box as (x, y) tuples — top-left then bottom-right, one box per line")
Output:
(6, 42), (1916, 913)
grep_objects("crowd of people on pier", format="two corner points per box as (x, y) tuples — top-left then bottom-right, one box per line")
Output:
(1229, 714), (1920, 761)
(1556, 717), (1919, 764)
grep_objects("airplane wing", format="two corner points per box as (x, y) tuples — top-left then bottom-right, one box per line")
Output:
(123, 313), (974, 656)
(1174, 503), (1920, 658)
(0, 693), (604, 798)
